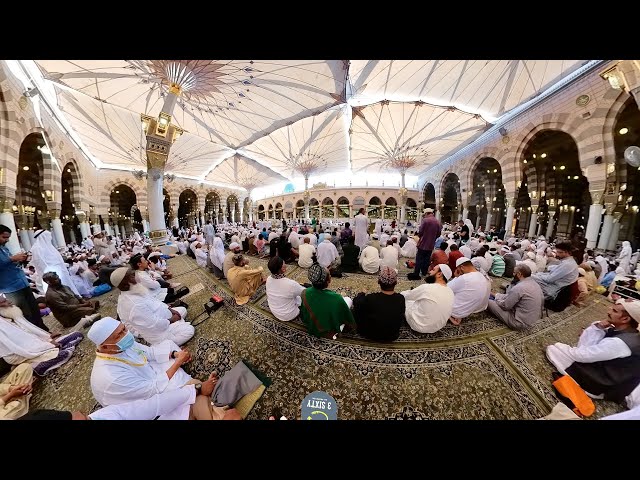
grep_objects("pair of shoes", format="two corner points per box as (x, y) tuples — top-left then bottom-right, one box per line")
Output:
(34, 347), (74, 376)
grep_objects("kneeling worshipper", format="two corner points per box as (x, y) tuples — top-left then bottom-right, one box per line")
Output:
(0, 363), (33, 420)
(546, 300), (640, 403)
(111, 268), (194, 346)
(352, 266), (405, 342)
(359, 242), (381, 274)
(227, 254), (265, 306)
(400, 234), (417, 258)
(448, 257), (491, 325)
(209, 237), (226, 279)
(299, 263), (356, 339)
(21, 375), (242, 421)
(401, 264), (454, 334)
(265, 256), (305, 322)
(0, 297), (83, 377)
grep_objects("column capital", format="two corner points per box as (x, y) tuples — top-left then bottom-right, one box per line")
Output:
(604, 203), (616, 215)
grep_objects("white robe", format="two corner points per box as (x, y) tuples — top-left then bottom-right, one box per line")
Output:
(316, 240), (339, 268)
(354, 213), (370, 251)
(380, 245), (399, 270)
(90, 339), (192, 407)
(30, 230), (81, 296)
(618, 241), (632, 274)
(117, 289), (194, 346)
(400, 237), (417, 258)
(359, 245), (381, 274)
(0, 311), (58, 364)
(195, 247), (208, 268)
(135, 270), (167, 301)
(210, 237), (225, 271)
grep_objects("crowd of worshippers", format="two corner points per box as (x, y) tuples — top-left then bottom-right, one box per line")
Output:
(3, 212), (640, 421)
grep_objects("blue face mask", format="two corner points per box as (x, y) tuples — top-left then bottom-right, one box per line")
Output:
(113, 331), (135, 352)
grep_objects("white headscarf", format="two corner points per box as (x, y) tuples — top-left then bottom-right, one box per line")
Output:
(463, 219), (475, 237)
(595, 255), (608, 282)
(210, 236), (226, 270)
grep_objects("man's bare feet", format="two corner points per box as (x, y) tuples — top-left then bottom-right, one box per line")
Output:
(449, 317), (462, 326)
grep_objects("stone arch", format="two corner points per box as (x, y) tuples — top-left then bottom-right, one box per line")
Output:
(422, 182), (436, 208)
(601, 89), (634, 168)
(61, 159), (83, 208)
(20, 126), (60, 198)
(102, 177), (146, 212)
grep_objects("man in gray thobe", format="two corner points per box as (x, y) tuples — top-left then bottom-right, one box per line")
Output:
(532, 241), (578, 300)
(488, 264), (544, 330)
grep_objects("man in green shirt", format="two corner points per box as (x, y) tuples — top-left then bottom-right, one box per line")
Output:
(299, 263), (355, 339)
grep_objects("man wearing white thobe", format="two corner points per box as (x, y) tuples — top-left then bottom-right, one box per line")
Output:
(112, 268), (194, 346)
(401, 264), (454, 333)
(194, 244), (208, 268)
(380, 243), (399, 270)
(316, 238), (340, 269)
(266, 256), (305, 321)
(297, 238), (316, 269)
(400, 236), (418, 258)
(203, 221), (215, 246)
(448, 257), (491, 324)
(360, 244), (381, 274)
(353, 208), (370, 251)
(88, 317), (195, 408)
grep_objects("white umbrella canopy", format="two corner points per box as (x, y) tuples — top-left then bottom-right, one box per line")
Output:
(54, 84), (235, 176)
(36, 60), (348, 148)
(349, 100), (488, 176)
(238, 104), (351, 181)
(204, 153), (288, 192)
(348, 60), (585, 117)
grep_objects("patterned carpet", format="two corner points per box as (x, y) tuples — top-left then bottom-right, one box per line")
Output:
(29, 253), (627, 420)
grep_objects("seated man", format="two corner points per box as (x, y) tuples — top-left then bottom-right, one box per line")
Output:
(500, 246), (516, 278)
(533, 241), (579, 301)
(112, 268), (194, 346)
(297, 237), (316, 269)
(353, 266), (405, 342)
(428, 242), (448, 272)
(265, 256), (305, 322)
(227, 254), (265, 305)
(300, 263), (356, 339)
(546, 300), (640, 403)
(400, 234), (417, 258)
(488, 247), (505, 277)
(193, 242), (208, 268)
(0, 363), (33, 420)
(359, 242), (381, 274)
(448, 257), (491, 325)
(317, 237), (341, 273)
(21, 383), (242, 421)
(129, 254), (174, 303)
(277, 234), (298, 263)
(43, 272), (100, 329)
(447, 243), (464, 273)
(340, 236), (360, 273)
(401, 264), (454, 334)
(223, 242), (243, 278)
(379, 239), (399, 271)
(487, 264), (544, 330)
(0, 297), (84, 376)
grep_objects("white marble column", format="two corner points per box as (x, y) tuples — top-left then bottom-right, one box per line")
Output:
(400, 205), (406, 223)
(104, 224), (112, 236)
(597, 214), (614, 250)
(435, 210), (441, 222)
(504, 206), (516, 236)
(147, 168), (168, 244)
(485, 212), (493, 231)
(585, 204), (603, 249)
(462, 207), (469, 221)
(239, 205), (244, 223)
(120, 224), (127, 239)
(91, 223), (101, 235)
(231, 205), (236, 223)
(546, 212), (556, 240)
(51, 218), (66, 247)
(304, 203), (310, 221)
(142, 219), (149, 232)
(172, 217), (179, 229)
(527, 213), (538, 238)
(79, 222), (91, 240)
(0, 212), (21, 253)
(18, 229), (32, 252)
(607, 222), (621, 251)
(68, 228), (77, 245)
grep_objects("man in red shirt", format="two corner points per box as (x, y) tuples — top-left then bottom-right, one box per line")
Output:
(448, 243), (464, 273)
(408, 209), (441, 280)
(429, 242), (449, 271)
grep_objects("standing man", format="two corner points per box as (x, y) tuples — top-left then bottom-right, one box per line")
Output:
(408, 208), (441, 280)
(203, 220), (215, 247)
(0, 225), (48, 331)
(353, 208), (370, 252)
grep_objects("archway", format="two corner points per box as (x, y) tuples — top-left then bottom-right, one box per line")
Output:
(309, 198), (320, 219)
(109, 184), (139, 236)
(613, 97), (640, 247)
(406, 198), (418, 222)
(14, 133), (49, 247)
(61, 162), (82, 244)
(275, 202), (283, 220)
(295, 199), (305, 219)
(258, 204), (265, 220)
(205, 191), (219, 223)
(470, 157), (505, 231)
(441, 173), (461, 224)
(337, 196), (349, 218)
(384, 197), (398, 220)
(322, 197), (334, 218)
(227, 195), (239, 223)
(521, 130), (588, 240)
(178, 189), (198, 228)
(243, 197), (251, 222)
(368, 196), (381, 218)
(423, 183), (436, 210)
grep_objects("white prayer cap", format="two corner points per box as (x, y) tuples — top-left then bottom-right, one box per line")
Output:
(526, 252), (536, 260)
(501, 246), (511, 254)
(456, 257), (472, 268)
(88, 317), (121, 346)
(460, 245), (472, 258)
(229, 242), (241, 250)
(98, 255), (106, 262)
(618, 300), (640, 324)
(110, 267), (129, 289)
(438, 264), (452, 281)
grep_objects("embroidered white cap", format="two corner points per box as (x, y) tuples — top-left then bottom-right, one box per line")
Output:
(88, 317), (121, 346)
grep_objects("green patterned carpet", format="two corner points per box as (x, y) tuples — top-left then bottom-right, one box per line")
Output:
(30, 254), (626, 420)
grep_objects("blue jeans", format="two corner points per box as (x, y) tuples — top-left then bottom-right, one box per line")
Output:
(414, 248), (432, 276)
